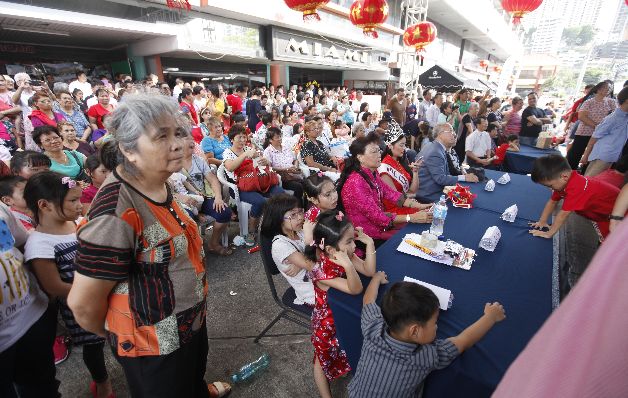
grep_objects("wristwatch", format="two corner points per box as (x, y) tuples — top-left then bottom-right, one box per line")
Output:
(406, 214), (411, 223)
(609, 215), (624, 221)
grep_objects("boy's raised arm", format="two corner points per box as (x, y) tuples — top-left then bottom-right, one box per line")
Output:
(447, 302), (505, 353)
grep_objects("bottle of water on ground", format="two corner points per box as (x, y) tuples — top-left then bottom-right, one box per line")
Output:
(429, 195), (448, 237)
(230, 353), (270, 384)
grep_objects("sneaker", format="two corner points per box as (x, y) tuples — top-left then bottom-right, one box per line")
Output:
(53, 336), (70, 365)
(244, 234), (256, 247)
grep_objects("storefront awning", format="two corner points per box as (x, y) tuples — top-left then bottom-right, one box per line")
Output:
(418, 65), (486, 92)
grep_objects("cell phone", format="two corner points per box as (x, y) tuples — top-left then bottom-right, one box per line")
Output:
(452, 104), (460, 111)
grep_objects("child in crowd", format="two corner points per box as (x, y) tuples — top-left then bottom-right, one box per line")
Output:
(260, 194), (315, 306)
(0, 175), (35, 230)
(80, 154), (111, 215)
(23, 172), (114, 398)
(9, 150), (51, 179)
(305, 210), (377, 398)
(281, 116), (293, 139)
(530, 154), (622, 240)
(333, 120), (351, 141)
(304, 173), (338, 223)
(348, 280), (506, 398)
(0, 201), (59, 397)
(168, 171), (204, 218)
(492, 134), (520, 166)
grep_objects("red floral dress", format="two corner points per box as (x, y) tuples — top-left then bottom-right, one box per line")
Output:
(305, 205), (321, 222)
(310, 254), (351, 380)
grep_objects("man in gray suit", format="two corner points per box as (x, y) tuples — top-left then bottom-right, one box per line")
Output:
(416, 123), (479, 202)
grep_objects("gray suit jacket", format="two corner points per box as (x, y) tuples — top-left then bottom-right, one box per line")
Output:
(416, 141), (458, 202)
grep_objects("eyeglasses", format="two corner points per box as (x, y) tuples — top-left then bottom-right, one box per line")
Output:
(368, 147), (383, 154)
(41, 136), (62, 145)
(283, 209), (305, 220)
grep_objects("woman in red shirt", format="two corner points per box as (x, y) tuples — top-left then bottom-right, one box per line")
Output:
(179, 88), (198, 126)
(87, 88), (114, 132)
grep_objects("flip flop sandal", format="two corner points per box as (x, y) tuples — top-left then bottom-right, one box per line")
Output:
(208, 381), (231, 398)
(207, 246), (234, 256)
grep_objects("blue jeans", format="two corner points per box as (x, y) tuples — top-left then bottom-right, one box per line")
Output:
(519, 136), (536, 147)
(238, 185), (285, 218)
(201, 197), (232, 223)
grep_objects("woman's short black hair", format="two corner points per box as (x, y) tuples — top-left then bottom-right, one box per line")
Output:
(95, 88), (108, 97)
(10, 150), (52, 174)
(489, 97), (501, 107)
(228, 124), (246, 141)
(381, 281), (440, 332)
(23, 171), (71, 223)
(260, 194), (302, 238)
(361, 112), (371, 122)
(304, 209), (353, 262)
(531, 154), (571, 183)
(359, 102), (369, 113)
(440, 101), (452, 114)
(32, 125), (61, 147)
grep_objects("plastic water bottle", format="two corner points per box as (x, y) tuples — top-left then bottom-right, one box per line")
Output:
(429, 195), (448, 237)
(230, 353), (270, 384)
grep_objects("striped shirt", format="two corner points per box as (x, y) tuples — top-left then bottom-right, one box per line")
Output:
(348, 303), (459, 398)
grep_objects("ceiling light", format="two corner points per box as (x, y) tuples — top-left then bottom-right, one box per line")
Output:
(2, 25), (70, 37)
(165, 67), (180, 72)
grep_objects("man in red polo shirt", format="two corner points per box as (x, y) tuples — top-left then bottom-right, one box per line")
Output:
(529, 154), (623, 240)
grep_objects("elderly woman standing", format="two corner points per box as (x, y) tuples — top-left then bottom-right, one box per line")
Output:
(67, 93), (230, 398)
(338, 134), (432, 245)
(12, 73), (37, 150)
(87, 89), (115, 134)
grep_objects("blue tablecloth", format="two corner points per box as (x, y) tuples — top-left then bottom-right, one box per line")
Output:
(505, 144), (560, 175)
(328, 196), (556, 397)
(468, 170), (551, 222)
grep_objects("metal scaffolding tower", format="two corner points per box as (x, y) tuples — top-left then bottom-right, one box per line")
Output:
(399, 0), (429, 93)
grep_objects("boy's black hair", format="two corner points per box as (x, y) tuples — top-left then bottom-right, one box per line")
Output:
(304, 210), (352, 262)
(507, 134), (519, 142)
(531, 154), (571, 183)
(233, 113), (246, 123)
(617, 86), (628, 106)
(304, 173), (334, 202)
(260, 194), (302, 239)
(333, 120), (343, 128)
(84, 154), (102, 173)
(0, 175), (26, 200)
(10, 150), (52, 174)
(381, 282), (440, 333)
(98, 140), (119, 171)
(23, 171), (71, 224)
(486, 123), (497, 133)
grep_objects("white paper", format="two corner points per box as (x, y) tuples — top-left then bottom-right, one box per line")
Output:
(403, 276), (452, 311)
(501, 204), (518, 222)
(485, 179), (495, 192)
(397, 233), (453, 266)
(479, 226), (501, 252)
(497, 173), (511, 184)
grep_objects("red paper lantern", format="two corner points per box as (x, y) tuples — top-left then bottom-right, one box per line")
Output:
(166, 0), (191, 11)
(284, 0), (330, 22)
(349, 0), (389, 39)
(493, 65), (503, 73)
(479, 59), (489, 68)
(501, 0), (543, 24)
(403, 21), (437, 53)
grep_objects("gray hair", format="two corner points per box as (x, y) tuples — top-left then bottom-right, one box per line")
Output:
(433, 123), (453, 138)
(352, 122), (365, 135)
(104, 92), (190, 176)
(13, 72), (30, 84)
(53, 82), (69, 94)
(469, 102), (480, 110)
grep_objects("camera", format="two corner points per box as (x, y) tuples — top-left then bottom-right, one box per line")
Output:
(452, 104), (460, 111)
(30, 80), (44, 87)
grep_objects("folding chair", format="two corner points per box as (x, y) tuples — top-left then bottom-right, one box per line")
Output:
(254, 233), (312, 343)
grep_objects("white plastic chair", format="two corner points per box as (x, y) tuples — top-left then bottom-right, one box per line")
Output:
(217, 163), (253, 238)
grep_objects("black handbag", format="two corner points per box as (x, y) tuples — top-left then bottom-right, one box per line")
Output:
(67, 150), (91, 183)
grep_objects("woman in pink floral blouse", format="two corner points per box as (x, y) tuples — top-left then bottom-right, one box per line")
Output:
(337, 134), (432, 245)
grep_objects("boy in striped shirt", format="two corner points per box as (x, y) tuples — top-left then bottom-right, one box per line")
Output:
(348, 277), (506, 398)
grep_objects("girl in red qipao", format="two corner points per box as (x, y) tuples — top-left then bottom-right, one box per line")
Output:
(303, 173), (338, 246)
(306, 210), (377, 398)
(379, 122), (434, 215)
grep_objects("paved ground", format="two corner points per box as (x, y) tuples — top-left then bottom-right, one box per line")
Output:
(57, 225), (350, 398)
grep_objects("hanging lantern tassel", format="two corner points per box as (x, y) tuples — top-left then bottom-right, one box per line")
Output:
(349, 0), (389, 39)
(284, 0), (330, 22)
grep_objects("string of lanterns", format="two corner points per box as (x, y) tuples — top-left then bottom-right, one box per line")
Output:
(500, 0), (543, 25)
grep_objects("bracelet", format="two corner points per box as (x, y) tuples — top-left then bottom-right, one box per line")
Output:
(609, 215), (624, 221)
(366, 250), (376, 255)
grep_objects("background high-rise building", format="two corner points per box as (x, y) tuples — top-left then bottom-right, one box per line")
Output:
(608, 0), (628, 42)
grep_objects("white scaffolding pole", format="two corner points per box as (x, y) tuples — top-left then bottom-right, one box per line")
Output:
(399, 0), (429, 94)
